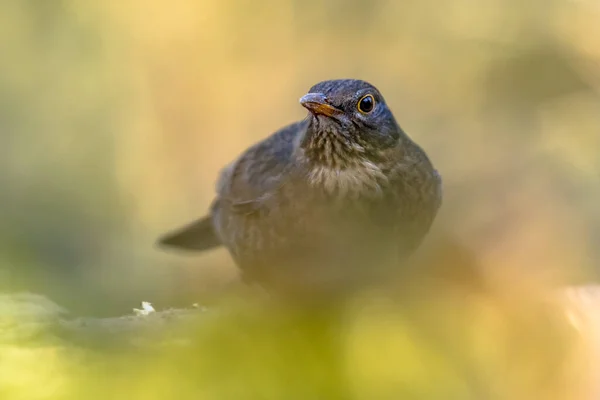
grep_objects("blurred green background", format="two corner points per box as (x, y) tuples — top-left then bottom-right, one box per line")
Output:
(2, 0), (599, 315)
(1, 0), (600, 398)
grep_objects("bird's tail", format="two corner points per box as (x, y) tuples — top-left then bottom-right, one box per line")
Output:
(157, 216), (222, 252)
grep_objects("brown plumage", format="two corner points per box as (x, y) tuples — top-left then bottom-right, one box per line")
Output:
(159, 79), (442, 301)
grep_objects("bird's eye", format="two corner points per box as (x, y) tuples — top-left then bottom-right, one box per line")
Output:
(357, 94), (375, 114)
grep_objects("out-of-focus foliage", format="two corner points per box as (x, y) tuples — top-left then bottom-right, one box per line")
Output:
(1, 0), (600, 398)
(0, 276), (588, 399)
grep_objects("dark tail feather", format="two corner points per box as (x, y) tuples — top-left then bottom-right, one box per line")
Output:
(157, 216), (222, 252)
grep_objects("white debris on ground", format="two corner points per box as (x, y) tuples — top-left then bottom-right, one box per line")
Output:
(133, 301), (156, 316)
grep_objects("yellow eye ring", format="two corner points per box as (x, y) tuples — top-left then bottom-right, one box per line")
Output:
(357, 94), (375, 114)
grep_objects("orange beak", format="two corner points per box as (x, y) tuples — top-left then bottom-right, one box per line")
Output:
(299, 93), (342, 118)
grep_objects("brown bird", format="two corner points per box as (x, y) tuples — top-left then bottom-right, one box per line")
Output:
(158, 79), (442, 301)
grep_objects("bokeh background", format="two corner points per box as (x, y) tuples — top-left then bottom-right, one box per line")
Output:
(2, 0), (599, 315)
(2, 0), (600, 398)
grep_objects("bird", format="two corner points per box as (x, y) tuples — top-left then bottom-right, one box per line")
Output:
(158, 79), (442, 302)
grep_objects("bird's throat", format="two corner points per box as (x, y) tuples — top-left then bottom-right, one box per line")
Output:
(300, 128), (388, 196)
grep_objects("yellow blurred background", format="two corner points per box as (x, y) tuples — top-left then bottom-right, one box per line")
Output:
(1, 1), (600, 397)
(2, 0), (599, 315)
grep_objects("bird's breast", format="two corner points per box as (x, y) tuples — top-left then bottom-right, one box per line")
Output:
(306, 160), (389, 198)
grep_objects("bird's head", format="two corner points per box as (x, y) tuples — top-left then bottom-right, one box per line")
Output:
(299, 79), (402, 158)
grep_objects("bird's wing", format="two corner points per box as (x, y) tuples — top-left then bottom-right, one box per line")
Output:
(214, 120), (307, 214)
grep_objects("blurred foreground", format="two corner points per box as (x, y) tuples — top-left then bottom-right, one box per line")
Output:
(0, 237), (599, 399)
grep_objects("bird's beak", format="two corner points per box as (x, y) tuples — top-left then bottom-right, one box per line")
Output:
(299, 93), (342, 118)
